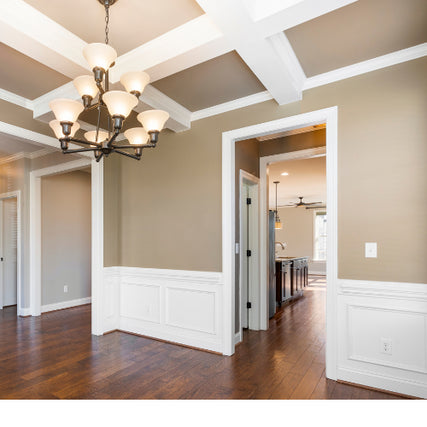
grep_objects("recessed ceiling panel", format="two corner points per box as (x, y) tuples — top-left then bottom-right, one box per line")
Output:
(0, 43), (70, 99)
(285, 0), (427, 77)
(24, 0), (205, 56)
(151, 51), (266, 112)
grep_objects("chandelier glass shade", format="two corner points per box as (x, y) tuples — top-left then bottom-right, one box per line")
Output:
(48, 0), (169, 162)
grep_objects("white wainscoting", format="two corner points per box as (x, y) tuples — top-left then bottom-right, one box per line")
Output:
(337, 279), (427, 399)
(103, 267), (223, 353)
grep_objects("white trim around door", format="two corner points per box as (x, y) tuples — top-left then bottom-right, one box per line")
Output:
(29, 158), (104, 336)
(221, 107), (338, 382)
(0, 191), (21, 314)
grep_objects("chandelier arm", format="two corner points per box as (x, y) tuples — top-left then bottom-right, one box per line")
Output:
(63, 147), (100, 154)
(67, 138), (102, 147)
(111, 144), (155, 149)
(106, 130), (120, 148)
(96, 81), (106, 95)
(114, 149), (141, 160)
(95, 152), (104, 163)
(84, 102), (101, 112)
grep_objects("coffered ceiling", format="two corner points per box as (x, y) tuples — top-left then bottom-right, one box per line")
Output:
(152, 51), (266, 111)
(0, 0), (425, 150)
(285, 0), (427, 77)
(23, 0), (204, 56)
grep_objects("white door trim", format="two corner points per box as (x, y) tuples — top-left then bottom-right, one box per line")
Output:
(29, 158), (104, 335)
(239, 170), (260, 338)
(221, 107), (338, 381)
(0, 191), (21, 314)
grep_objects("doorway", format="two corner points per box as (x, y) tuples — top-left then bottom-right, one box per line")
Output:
(222, 107), (338, 380)
(0, 191), (21, 313)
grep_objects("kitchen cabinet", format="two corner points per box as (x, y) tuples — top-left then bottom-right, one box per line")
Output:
(275, 257), (308, 308)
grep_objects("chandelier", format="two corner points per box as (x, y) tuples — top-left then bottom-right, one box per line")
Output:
(48, 0), (169, 162)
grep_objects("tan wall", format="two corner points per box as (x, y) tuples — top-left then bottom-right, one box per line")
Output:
(41, 170), (91, 305)
(104, 57), (427, 284)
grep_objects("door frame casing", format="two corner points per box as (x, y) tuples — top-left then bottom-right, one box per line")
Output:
(238, 170), (260, 338)
(221, 106), (338, 381)
(29, 158), (104, 335)
(0, 191), (21, 313)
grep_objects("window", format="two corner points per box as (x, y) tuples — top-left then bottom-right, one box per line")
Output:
(314, 211), (327, 261)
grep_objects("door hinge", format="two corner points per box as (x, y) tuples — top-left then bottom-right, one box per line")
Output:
(246, 302), (252, 309)
(246, 197), (251, 205)
(246, 249), (251, 257)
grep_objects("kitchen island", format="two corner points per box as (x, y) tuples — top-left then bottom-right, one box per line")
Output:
(275, 256), (308, 308)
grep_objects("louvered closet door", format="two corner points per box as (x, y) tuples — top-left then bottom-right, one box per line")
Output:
(2, 198), (17, 307)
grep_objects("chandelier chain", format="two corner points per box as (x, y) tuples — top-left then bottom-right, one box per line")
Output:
(104, 4), (110, 45)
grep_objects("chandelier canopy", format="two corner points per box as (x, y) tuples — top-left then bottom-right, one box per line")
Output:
(49, 0), (169, 162)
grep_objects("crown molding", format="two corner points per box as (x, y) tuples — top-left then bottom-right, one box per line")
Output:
(0, 147), (56, 166)
(0, 88), (33, 110)
(191, 91), (273, 121)
(304, 43), (427, 91)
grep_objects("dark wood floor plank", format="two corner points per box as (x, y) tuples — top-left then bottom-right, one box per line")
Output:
(0, 279), (403, 399)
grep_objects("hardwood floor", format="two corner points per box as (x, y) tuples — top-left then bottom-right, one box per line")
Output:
(0, 282), (403, 399)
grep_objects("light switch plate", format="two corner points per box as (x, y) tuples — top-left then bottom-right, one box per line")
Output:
(365, 242), (377, 258)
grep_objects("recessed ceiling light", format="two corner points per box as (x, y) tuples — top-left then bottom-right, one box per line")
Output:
(281, 172), (289, 176)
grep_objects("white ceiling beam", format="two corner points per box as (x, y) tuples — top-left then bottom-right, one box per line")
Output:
(255, 0), (359, 38)
(0, 0), (88, 78)
(110, 15), (228, 82)
(195, 0), (304, 105)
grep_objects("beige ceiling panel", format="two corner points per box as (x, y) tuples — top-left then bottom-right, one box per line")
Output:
(151, 51), (266, 112)
(286, 0), (427, 77)
(0, 43), (70, 99)
(24, 0), (204, 56)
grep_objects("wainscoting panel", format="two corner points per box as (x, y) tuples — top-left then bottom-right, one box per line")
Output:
(104, 267), (223, 353)
(103, 267), (120, 332)
(337, 279), (427, 399)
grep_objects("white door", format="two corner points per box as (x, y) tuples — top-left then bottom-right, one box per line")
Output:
(1, 198), (17, 307)
(241, 183), (250, 328)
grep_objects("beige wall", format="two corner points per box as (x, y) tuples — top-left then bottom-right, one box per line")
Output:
(0, 147), (82, 308)
(41, 170), (91, 305)
(104, 57), (427, 284)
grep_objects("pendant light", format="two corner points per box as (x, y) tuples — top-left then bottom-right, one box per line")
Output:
(273, 181), (282, 230)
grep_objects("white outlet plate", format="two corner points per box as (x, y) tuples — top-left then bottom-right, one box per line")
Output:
(381, 337), (393, 355)
(365, 242), (377, 258)
(64, 285), (68, 293)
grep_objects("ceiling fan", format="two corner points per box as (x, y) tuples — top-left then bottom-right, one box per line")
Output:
(284, 196), (324, 208)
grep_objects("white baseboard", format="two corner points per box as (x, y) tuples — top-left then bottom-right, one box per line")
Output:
(41, 297), (91, 313)
(338, 367), (427, 399)
(104, 266), (224, 353)
(234, 331), (242, 345)
(18, 307), (32, 316)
